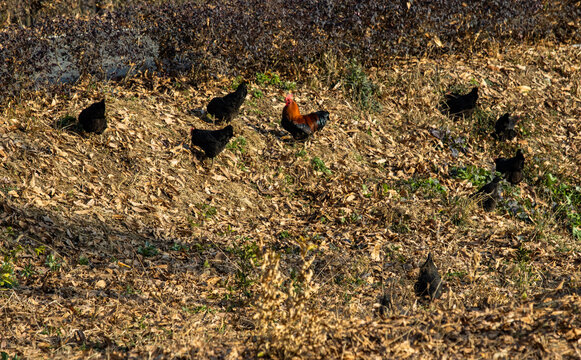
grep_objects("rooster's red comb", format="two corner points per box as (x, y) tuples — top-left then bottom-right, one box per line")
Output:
(284, 93), (293, 103)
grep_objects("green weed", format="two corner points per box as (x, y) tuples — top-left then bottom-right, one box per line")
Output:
(3, 226), (15, 237)
(513, 246), (540, 299)
(312, 157), (332, 175)
(0, 186), (18, 195)
(226, 136), (247, 153)
(408, 177), (447, 198)
(231, 76), (244, 89)
(125, 285), (140, 295)
(183, 305), (215, 314)
(446, 270), (467, 279)
(448, 196), (474, 227)
(225, 240), (261, 304)
(255, 71), (296, 91)
(0, 261), (16, 288)
(21, 264), (35, 278)
(196, 203), (217, 218)
(296, 149), (307, 157)
(34, 246), (46, 256)
(138, 242), (158, 257)
(449, 165), (492, 188)
(45, 253), (61, 272)
(171, 243), (190, 252)
(361, 184), (371, 198)
(380, 183), (393, 197)
(1, 351), (20, 360)
(472, 108), (496, 135)
(344, 59), (381, 111)
(543, 173), (581, 239)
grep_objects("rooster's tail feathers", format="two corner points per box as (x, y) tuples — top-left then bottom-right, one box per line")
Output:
(315, 111), (330, 131)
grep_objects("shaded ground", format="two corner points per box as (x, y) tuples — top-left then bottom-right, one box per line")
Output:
(0, 43), (580, 359)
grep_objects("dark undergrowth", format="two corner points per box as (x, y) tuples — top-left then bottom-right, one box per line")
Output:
(0, 0), (579, 103)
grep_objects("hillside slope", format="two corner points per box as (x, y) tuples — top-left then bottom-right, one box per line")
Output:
(0, 44), (580, 359)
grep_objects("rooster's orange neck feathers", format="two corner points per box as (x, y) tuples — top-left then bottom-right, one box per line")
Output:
(284, 96), (300, 119)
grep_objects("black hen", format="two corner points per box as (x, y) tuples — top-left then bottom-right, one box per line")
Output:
(471, 176), (502, 211)
(78, 99), (107, 134)
(414, 253), (443, 300)
(378, 292), (392, 317)
(441, 87), (478, 119)
(190, 125), (234, 159)
(494, 113), (518, 141)
(495, 149), (525, 185)
(207, 81), (248, 123)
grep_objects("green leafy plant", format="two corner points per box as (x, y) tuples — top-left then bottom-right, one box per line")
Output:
(0, 261), (17, 288)
(361, 184), (371, 198)
(380, 183), (394, 197)
(312, 157), (332, 175)
(255, 71), (296, 91)
(231, 76), (244, 89)
(21, 264), (36, 278)
(1, 351), (20, 360)
(343, 59), (381, 111)
(138, 242), (159, 257)
(447, 196), (474, 227)
(3, 226), (15, 237)
(513, 246), (540, 299)
(226, 136), (247, 153)
(446, 270), (467, 279)
(183, 305), (215, 314)
(125, 285), (140, 295)
(471, 108), (496, 135)
(350, 212), (362, 223)
(196, 203), (217, 219)
(449, 165), (492, 188)
(0, 186), (18, 195)
(225, 240), (261, 305)
(34, 246), (46, 256)
(45, 253), (61, 272)
(171, 243), (190, 252)
(408, 177), (447, 198)
(543, 173), (581, 239)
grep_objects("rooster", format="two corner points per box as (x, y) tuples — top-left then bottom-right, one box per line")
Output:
(441, 87), (478, 119)
(414, 253), (443, 301)
(493, 113), (518, 141)
(78, 99), (107, 134)
(471, 176), (502, 211)
(190, 125), (234, 159)
(494, 149), (525, 185)
(207, 81), (248, 123)
(281, 94), (329, 140)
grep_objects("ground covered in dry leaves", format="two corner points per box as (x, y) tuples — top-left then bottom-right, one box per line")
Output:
(1, 43), (580, 359)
